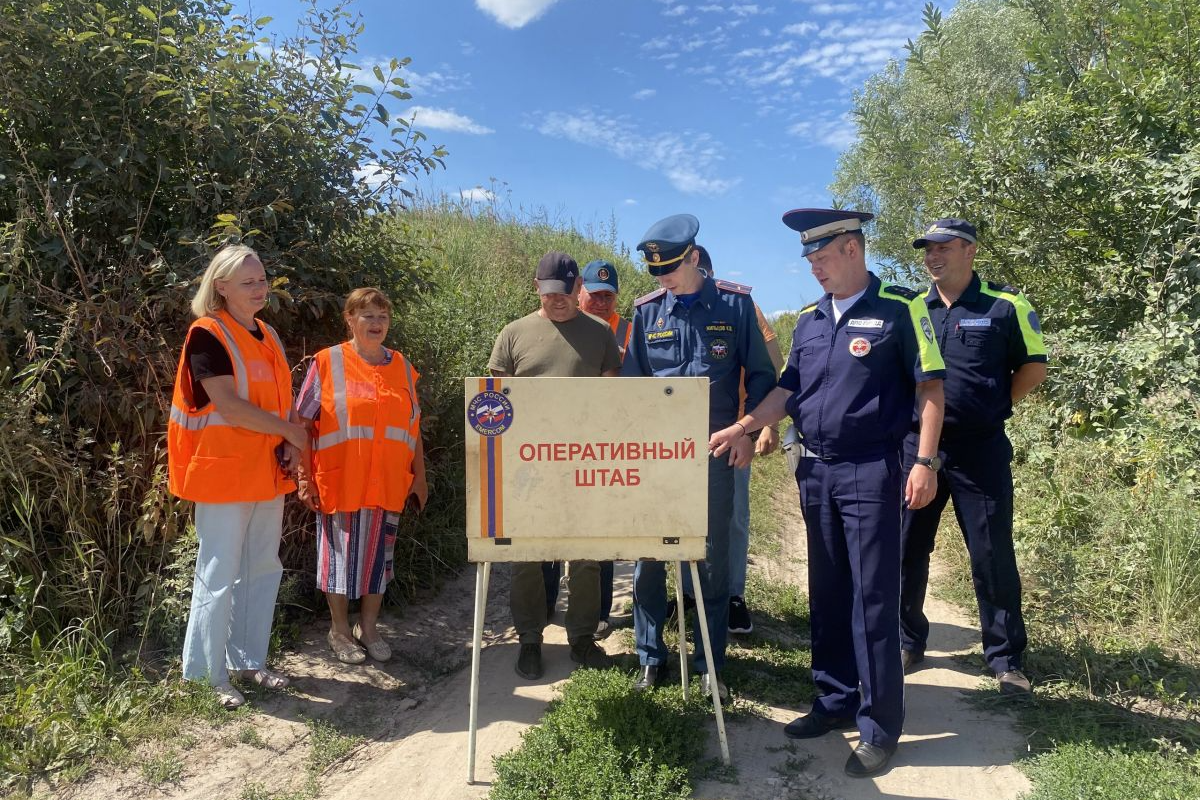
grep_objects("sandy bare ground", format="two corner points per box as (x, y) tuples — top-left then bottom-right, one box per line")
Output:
(64, 488), (1031, 800)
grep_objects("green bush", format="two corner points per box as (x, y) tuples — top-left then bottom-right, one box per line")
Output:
(1022, 743), (1200, 800)
(489, 669), (709, 800)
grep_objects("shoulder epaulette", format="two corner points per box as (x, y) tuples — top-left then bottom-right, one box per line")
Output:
(634, 287), (668, 307)
(985, 280), (1021, 295)
(880, 282), (918, 301)
(714, 278), (752, 295)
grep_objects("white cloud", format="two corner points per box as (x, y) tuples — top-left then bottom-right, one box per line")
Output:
(786, 110), (856, 151)
(632, 88), (658, 100)
(782, 21), (818, 35)
(475, 0), (560, 28)
(405, 66), (472, 97)
(408, 106), (494, 134)
(809, 2), (856, 13)
(623, 198), (638, 205)
(354, 162), (401, 189)
(537, 109), (740, 196)
(460, 187), (496, 202)
(663, 3), (689, 15)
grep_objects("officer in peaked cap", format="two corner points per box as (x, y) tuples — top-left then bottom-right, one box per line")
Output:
(709, 208), (946, 777)
(621, 213), (777, 701)
(900, 218), (1047, 696)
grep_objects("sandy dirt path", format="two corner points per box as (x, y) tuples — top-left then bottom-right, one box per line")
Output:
(67, 487), (1031, 800)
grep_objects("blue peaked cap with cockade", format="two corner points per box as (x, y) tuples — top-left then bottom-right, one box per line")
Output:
(637, 213), (700, 276)
(782, 208), (874, 256)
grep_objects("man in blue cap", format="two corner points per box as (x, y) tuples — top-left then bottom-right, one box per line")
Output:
(621, 213), (777, 700)
(901, 218), (1047, 695)
(709, 208), (946, 777)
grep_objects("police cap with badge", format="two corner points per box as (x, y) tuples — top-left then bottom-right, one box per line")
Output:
(782, 208), (874, 255)
(637, 213), (700, 276)
(912, 218), (977, 248)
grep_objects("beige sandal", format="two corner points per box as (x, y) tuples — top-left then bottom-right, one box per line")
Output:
(352, 623), (392, 662)
(327, 630), (367, 664)
(237, 668), (291, 689)
(213, 683), (245, 709)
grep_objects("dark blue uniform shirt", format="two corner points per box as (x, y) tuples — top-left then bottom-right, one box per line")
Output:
(621, 276), (777, 432)
(920, 273), (1047, 437)
(779, 272), (945, 460)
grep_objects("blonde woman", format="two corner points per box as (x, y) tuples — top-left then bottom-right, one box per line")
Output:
(168, 244), (307, 708)
(295, 288), (427, 664)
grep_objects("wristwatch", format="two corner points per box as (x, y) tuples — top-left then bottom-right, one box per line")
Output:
(914, 455), (942, 471)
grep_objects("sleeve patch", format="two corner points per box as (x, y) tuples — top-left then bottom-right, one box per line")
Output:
(1028, 309), (1041, 333)
(920, 316), (934, 341)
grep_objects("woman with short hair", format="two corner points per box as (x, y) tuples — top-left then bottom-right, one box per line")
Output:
(295, 288), (428, 664)
(168, 244), (308, 708)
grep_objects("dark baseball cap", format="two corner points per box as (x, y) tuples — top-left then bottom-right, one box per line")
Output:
(535, 251), (579, 295)
(912, 218), (977, 248)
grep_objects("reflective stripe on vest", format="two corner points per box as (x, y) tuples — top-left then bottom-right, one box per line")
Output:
(315, 344), (419, 451)
(615, 317), (631, 351)
(168, 405), (231, 431)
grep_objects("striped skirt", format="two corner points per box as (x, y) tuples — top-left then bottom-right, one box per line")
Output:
(315, 507), (400, 600)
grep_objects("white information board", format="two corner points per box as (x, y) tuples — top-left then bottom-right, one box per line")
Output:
(463, 376), (709, 562)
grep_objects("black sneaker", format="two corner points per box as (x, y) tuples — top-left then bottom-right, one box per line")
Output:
(515, 643), (543, 680)
(728, 595), (753, 634)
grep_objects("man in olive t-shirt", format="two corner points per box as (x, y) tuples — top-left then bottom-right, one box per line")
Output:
(488, 251), (621, 681)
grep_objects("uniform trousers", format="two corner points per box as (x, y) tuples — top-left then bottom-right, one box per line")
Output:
(900, 430), (1026, 673)
(681, 462), (750, 598)
(798, 452), (904, 750)
(543, 560), (615, 622)
(728, 464), (752, 597)
(182, 496), (285, 683)
(634, 455), (734, 674)
(511, 560), (600, 644)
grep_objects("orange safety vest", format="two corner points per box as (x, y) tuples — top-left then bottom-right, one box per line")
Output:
(168, 309), (296, 503)
(608, 313), (632, 361)
(310, 344), (421, 513)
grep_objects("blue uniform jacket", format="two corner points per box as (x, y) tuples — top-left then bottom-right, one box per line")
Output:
(779, 272), (945, 460)
(621, 276), (777, 432)
(919, 272), (1047, 438)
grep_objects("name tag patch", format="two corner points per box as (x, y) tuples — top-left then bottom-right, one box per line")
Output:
(958, 318), (992, 328)
(846, 318), (884, 329)
(646, 329), (678, 344)
(705, 323), (734, 334)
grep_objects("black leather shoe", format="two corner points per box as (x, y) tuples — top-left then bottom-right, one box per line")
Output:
(514, 643), (543, 680)
(569, 637), (613, 670)
(844, 742), (895, 777)
(901, 649), (924, 673)
(783, 711), (856, 739)
(634, 665), (667, 691)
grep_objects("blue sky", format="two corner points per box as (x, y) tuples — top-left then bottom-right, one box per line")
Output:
(239, 0), (945, 314)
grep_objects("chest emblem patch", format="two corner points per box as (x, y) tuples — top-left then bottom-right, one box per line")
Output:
(849, 337), (872, 358)
(656, 317), (665, 329)
(709, 338), (729, 360)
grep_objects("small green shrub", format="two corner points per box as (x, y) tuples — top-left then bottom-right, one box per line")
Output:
(489, 669), (709, 800)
